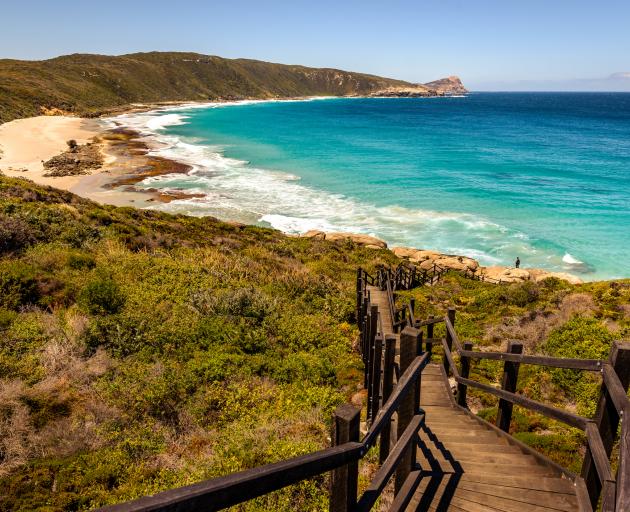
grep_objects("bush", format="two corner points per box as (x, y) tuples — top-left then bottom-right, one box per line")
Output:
(0, 262), (39, 310)
(0, 214), (36, 254)
(79, 275), (124, 315)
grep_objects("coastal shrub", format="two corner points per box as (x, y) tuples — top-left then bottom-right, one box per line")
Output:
(0, 214), (36, 254)
(67, 251), (96, 270)
(543, 315), (614, 416)
(79, 274), (124, 315)
(0, 262), (39, 310)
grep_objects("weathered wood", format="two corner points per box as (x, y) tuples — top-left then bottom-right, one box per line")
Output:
(582, 341), (630, 509)
(395, 327), (421, 492)
(444, 308), (456, 375)
(459, 349), (603, 371)
(363, 353), (429, 449)
(426, 316), (435, 354)
(379, 335), (396, 464)
(330, 405), (361, 512)
(617, 404), (630, 511)
(355, 414), (424, 512)
(369, 334), (383, 422)
(441, 338), (460, 378)
(365, 306), (376, 413)
(456, 376), (589, 430)
(98, 443), (362, 512)
(457, 342), (473, 407)
(496, 341), (523, 432)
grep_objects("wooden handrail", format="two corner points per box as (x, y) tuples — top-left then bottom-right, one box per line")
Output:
(363, 352), (429, 448)
(356, 413), (425, 512)
(97, 443), (363, 512)
(459, 348), (604, 371)
(602, 363), (629, 414)
(455, 375), (590, 430)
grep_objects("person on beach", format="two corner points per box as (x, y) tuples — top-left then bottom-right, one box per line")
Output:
(515, 257), (520, 268)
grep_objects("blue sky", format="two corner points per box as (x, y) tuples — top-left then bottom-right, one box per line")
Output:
(2, 0), (629, 90)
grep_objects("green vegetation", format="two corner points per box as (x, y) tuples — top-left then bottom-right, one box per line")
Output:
(0, 175), (628, 510)
(0, 52), (413, 123)
(0, 174), (397, 510)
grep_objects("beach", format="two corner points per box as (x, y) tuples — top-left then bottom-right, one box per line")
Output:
(0, 114), (189, 207)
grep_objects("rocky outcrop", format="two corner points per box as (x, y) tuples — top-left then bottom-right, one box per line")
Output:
(368, 85), (434, 98)
(43, 140), (103, 177)
(423, 76), (468, 95)
(391, 247), (478, 272)
(393, 245), (582, 285)
(369, 76), (468, 98)
(301, 230), (387, 249)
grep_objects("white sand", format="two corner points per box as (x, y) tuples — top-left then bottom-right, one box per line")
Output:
(0, 116), (104, 189)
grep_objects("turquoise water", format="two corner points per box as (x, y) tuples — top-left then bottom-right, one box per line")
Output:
(114, 94), (630, 280)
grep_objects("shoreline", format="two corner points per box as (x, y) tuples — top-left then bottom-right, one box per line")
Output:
(0, 106), (599, 284)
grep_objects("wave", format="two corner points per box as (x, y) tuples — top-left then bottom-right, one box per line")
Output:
(562, 253), (583, 265)
(105, 105), (580, 270)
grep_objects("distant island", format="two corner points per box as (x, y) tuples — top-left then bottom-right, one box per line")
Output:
(0, 52), (467, 123)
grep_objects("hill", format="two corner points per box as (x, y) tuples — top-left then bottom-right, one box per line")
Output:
(0, 52), (466, 123)
(0, 175), (625, 510)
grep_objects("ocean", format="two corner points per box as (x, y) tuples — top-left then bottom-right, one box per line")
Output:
(110, 93), (630, 281)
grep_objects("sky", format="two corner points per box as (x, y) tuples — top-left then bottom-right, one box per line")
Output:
(1, 0), (629, 91)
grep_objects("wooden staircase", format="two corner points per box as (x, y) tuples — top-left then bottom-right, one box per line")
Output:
(409, 366), (579, 511)
(367, 285), (581, 512)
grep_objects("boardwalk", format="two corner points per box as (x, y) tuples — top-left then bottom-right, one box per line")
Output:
(368, 286), (580, 512)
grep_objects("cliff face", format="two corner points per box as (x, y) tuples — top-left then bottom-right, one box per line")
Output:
(0, 52), (467, 123)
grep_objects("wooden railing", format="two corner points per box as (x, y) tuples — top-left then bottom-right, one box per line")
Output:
(406, 307), (630, 512)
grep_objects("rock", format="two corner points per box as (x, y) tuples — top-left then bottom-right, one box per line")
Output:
(481, 266), (531, 283)
(391, 246), (441, 262)
(300, 231), (387, 249)
(302, 230), (326, 240)
(434, 255), (479, 272)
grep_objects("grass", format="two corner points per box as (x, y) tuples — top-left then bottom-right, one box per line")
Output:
(0, 175), (628, 510)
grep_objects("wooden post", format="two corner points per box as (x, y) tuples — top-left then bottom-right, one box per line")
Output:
(426, 316), (434, 354)
(379, 335), (396, 464)
(617, 403), (629, 511)
(444, 308), (456, 376)
(496, 341), (523, 432)
(457, 342), (473, 407)
(581, 342), (630, 510)
(370, 335), (383, 421)
(330, 404), (360, 512)
(356, 268), (362, 328)
(395, 327), (421, 493)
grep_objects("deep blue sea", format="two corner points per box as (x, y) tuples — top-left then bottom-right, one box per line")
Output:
(112, 93), (630, 280)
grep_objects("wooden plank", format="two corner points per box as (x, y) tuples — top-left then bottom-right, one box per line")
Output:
(330, 405), (360, 512)
(456, 480), (577, 509)
(459, 349), (603, 371)
(456, 473), (576, 494)
(363, 353), (429, 448)
(356, 414), (424, 512)
(456, 376), (589, 430)
(411, 477), (577, 512)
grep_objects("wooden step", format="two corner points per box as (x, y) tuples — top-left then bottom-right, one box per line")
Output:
(419, 432), (509, 446)
(457, 473), (574, 494)
(417, 450), (540, 466)
(407, 475), (575, 512)
(430, 441), (524, 455)
(456, 480), (578, 512)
